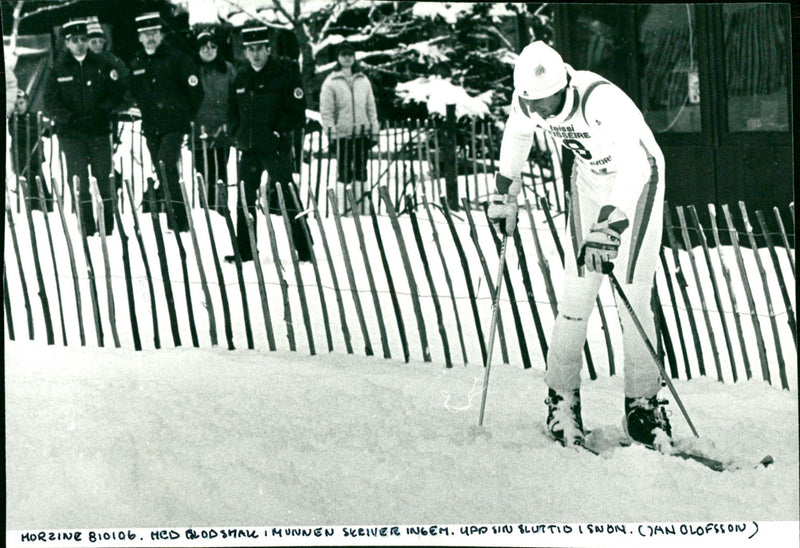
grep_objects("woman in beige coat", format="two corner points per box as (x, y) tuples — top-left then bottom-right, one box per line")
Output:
(320, 42), (379, 213)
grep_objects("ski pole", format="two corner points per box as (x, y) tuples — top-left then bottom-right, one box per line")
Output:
(601, 262), (700, 438)
(478, 234), (509, 427)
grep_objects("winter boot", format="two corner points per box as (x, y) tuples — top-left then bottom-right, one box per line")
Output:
(545, 388), (585, 446)
(624, 395), (672, 447)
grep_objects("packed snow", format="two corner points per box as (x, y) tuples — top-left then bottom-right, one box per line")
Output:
(4, 339), (798, 546)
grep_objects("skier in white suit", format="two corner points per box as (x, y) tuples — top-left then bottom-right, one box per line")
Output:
(488, 41), (670, 449)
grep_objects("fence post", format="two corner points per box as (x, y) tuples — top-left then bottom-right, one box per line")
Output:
(407, 195), (451, 367)
(72, 176), (105, 347)
(4, 184), (35, 340)
(159, 163), (199, 348)
(193, 175), (235, 350)
(178, 177), (218, 348)
(277, 182), (316, 355)
(18, 176), (55, 345)
(380, 186), (430, 362)
(421, 197), (469, 365)
(328, 189), (373, 357)
(349, 188), (391, 359)
(4, 269), (15, 340)
(368, 194), (409, 362)
(444, 104), (458, 210)
(737, 202), (788, 390)
(720, 204), (770, 384)
(122, 177), (159, 349)
(440, 196), (487, 363)
(262, 185), (296, 352)
(755, 209), (797, 348)
(89, 173), (121, 348)
(307, 190), (354, 354)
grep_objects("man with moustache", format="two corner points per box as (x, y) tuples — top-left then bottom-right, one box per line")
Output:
(128, 12), (203, 232)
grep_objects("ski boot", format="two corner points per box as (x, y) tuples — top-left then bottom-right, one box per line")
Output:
(624, 395), (672, 448)
(545, 388), (585, 446)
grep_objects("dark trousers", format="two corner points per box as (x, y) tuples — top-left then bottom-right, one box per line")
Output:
(60, 134), (113, 235)
(237, 149), (311, 261)
(146, 131), (188, 231)
(192, 146), (229, 211)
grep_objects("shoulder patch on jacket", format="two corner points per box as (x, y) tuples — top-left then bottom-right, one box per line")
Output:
(293, 87), (304, 99)
(110, 69), (119, 81)
(133, 68), (146, 76)
(57, 76), (74, 83)
(188, 74), (199, 87)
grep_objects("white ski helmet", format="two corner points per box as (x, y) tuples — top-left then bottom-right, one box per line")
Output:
(514, 41), (568, 100)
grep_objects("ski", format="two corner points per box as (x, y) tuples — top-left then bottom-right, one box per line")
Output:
(551, 429), (774, 472)
(640, 441), (774, 473)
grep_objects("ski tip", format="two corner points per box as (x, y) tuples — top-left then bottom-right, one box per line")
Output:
(759, 455), (775, 468)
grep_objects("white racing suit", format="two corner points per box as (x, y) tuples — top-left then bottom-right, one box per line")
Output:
(499, 66), (665, 398)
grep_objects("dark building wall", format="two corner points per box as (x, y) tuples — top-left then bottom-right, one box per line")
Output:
(553, 3), (793, 234)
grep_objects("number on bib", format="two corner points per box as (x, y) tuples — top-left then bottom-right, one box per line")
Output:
(563, 138), (592, 160)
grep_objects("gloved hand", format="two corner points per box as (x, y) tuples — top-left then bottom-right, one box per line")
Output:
(579, 205), (629, 272)
(487, 173), (522, 236)
(487, 193), (519, 236)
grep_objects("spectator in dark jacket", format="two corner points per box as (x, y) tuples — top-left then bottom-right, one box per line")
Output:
(128, 12), (204, 232)
(10, 89), (52, 211)
(193, 29), (234, 212)
(44, 18), (125, 235)
(227, 26), (310, 263)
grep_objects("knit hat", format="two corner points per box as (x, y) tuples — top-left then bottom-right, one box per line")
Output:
(86, 16), (104, 38)
(514, 41), (568, 100)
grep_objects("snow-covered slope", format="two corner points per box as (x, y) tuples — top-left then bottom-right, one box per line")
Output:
(6, 340), (797, 536)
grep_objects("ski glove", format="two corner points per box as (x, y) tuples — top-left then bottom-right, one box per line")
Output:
(487, 173), (521, 236)
(580, 205), (630, 273)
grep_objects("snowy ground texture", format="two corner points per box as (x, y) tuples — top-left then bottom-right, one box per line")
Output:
(5, 339), (798, 541)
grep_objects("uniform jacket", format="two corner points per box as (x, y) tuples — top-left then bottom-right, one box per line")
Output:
(229, 56), (306, 153)
(128, 43), (204, 137)
(43, 50), (125, 136)
(195, 57), (234, 148)
(320, 70), (379, 139)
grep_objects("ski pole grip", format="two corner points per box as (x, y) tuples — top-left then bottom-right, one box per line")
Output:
(576, 247), (615, 274)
